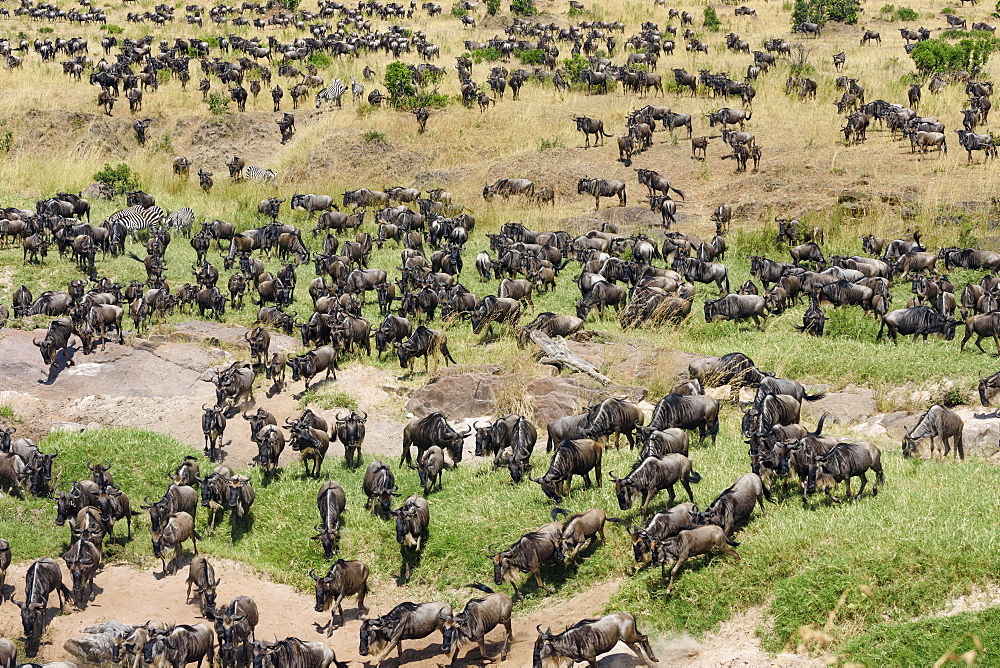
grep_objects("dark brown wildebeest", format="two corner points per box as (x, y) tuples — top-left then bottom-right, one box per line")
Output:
(810, 441), (884, 503)
(208, 596), (258, 668)
(573, 116), (613, 147)
(648, 394), (720, 445)
(313, 480), (346, 558)
(533, 612), (658, 667)
(362, 460), (397, 519)
(532, 439), (603, 502)
(653, 524), (740, 594)
(611, 454), (700, 517)
(902, 405), (964, 461)
(142, 623), (215, 668)
(696, 473), (769, 536)
(401, 412), (470, 468)
(488, 520), (562, 599)
(392, 495), (430, 582)
(12, 558), (72, 653)
(878, 306), (955, 343)
(577, 178), (626, 209)
(186, 555), (220, 617)
(358, 600), (452, 665)
(33, 317), (76, 368)
(63, 537), (101, 609)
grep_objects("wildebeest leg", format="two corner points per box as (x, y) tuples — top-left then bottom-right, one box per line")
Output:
(681, 477), (696, 504)
(583, 472), (592, 488)
(664, 547), (689, 594)
(533, 564), (554, 592)
(855, 473), (867, 500)
(976, 335), (987, 353)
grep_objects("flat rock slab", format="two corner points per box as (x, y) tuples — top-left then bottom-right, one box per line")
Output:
(0, 328), (210, 399)
(166, 321), (301, 354)
(801, 386), (878, 425)
(406, 371), (507, 419)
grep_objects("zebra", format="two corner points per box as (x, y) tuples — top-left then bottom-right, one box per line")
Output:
(107, 204), (165, 241)
(315, 80), (347, 109)
(350, 75), (364, 102)
(245, 166), (278, 185)
(167, 207), (195, 237)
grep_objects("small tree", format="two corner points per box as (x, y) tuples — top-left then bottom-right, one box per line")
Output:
(93, 162), (141, 196)
(510, 0), (536, 16)
(703, 6), (722, 30)
(486, 0), (500, 13)
(562, 54), (588, 82)
(384, 60), (415, 104)
(206, 92), (230, 115)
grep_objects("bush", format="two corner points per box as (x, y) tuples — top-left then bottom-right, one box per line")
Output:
(384, 60), (415, 103)
(510, 0), (536, 16)
(911, 35), (1000, 75)
(792, 0), (824, 25)
(791, 0), (860, 25)
(450, 3), (468, 16)
(101, 24), (124, 34)
(38, 26), (53, 34)
(895, 6), (919, 20)
(515, 48), (545, 64)
(93, 162), (141, 197)
(562, 53), (589, 83)
(206, 92), (230, 115)
(486, 0), (500, 14)
(469, 47), (502, 62)
(879, 3), (895, 13)
(703, 6), (722, 30)
(307, 52), (332, 68)
(827, 0), (860, 23)
(363, 130), (387, 143)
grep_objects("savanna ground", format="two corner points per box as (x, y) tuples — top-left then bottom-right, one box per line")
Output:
(1, 0), (1000, 662)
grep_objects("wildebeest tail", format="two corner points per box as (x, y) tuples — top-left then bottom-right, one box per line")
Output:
(126, 252), (144, 263)
(671, 186), (685, 200)
(876, 316), (886, 341)
(441, 341), (457, 365)
(602, 129), (613, 137)
(551, 507), (569, 521)
(193, 530), (204, 541)
(803, 392), (826, 402)
(726, 538), (740, 547)
(605, 517), (627, 526)
(724, 273), (730, 294)
(685, 470), (702, 483)
(334, 660), (348, 668)
(761, 483), (775, 504)
(59, 582), (73, 601)
(811, 413), (828, 436)
(468, 582), (495, 594)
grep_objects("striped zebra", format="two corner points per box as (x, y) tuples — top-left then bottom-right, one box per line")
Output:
(350, 75), (364, 102)
(107, 204), (165, 240)
(167, 207), (195, 237)
(315, 79), (347, 109)
(245, 166), (278, 184)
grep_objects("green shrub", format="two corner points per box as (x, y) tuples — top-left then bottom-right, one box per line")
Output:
(307, 52), (332, 68)
(792, 0), (824, 25)
(363, 130), (387, 143)
(486, 0), (500, 14)
(792, 0), (860, 25)
(469, 47), (502, 62)
(207, 92), (230, 115)
(562, 54), (589, 83)
(911, 35), (1000, 75)
(510, 0), (536, 16)
(879, 3), (895, 13)
(38, 26), (53, 34)
(450, 3), (468, 16)
(101, 24), (124, 34)
(827, 0), (861, 23)
(515, 48), (545, 64)
(0, 131), (12, 154)
(942, 6), (954, 14)
(300, 388), (359, 411)
(703, 6), (722, 30)
(895, 6), (919, 20)
(203, 35), (219, 48)
(93, 162), (141, 196)
(539, 136), (566, 150)
(384, 60), (415, 103)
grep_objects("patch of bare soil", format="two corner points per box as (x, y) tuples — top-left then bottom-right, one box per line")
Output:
(926, 584), (1000, 619)
(0, 559), (620, 667)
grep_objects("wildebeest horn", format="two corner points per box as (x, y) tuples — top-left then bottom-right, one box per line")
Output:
(87, 458), (94, 468)
(609, 471), (619, 481)
(359, 410), (367, 420)
(103, 459), (111, 469)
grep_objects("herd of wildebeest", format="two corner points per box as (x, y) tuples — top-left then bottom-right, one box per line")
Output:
(4, 0), (1000, 663)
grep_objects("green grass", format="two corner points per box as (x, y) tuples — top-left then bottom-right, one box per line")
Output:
(0, 404), (17, 422)
(299, 387), (359, 412)
(843, 608), (997, 665)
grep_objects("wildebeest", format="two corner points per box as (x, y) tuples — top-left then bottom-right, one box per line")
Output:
(742, 393), (801, 438)
(33, 317), (76, 367)
(902, 405), (964, 461)
(689, 352), (767, 402)
(552, 507), (615, 566)
(489, 520), (562, 599)
(696, 473), (769, 535)
(705, 294), (766, 329)
(532, 612), (658, 667)
(878, 306), (955, 343)
(653, 524), (740, 595)
(333, 411), (367, 470)
(960, 311), (1000, 354)
(413, 445), (445, 496)
(96, 485), (134, 541)
(674, 256), (730, 293)
(611, 454), (701, 517)
(208, 596), (258, 668)
(397, 326), (457, 374)
(311, 560), (369, 636)
(392, 494), (430, 582)
(574, 116), (613, 147)
(201, 404), (226, 463)
(362, 460), (397, 519)
(226, 476), (254, 543)
(441, 583), (514, 664)
(577, 178), (626, 208)
(142, 623), (215, 668)
(624, 501), (699, 566)
(287, 345), (339, 389)
(648, 394), (720, 445)
(582, 397), (645, 448)
(811, 441), (884, 503)
(186, 555), (220, 617)
(150, 511), (197, 575)
(532, 438), (604, 502)
(313, 480), (346, 558)
(12, 558), (71, 653)
(401, 412), (471, 467)
(638, 428), (690, 459)
(289, 422), (330, 478)
(358, 600), (452, 665)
